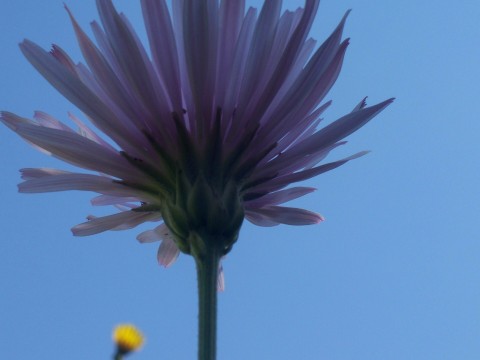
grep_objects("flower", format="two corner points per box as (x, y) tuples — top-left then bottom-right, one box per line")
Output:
(113, 324), (144, 355)
(2, 1), (392, 270)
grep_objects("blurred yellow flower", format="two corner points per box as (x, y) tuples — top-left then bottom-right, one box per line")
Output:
(113, 324), (144, 354)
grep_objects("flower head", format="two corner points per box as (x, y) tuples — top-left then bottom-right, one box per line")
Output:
(113, 324), (144, 355)
(2, 0), (392, 268)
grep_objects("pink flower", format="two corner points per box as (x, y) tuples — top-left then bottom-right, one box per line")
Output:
(2, 0), (393, 279)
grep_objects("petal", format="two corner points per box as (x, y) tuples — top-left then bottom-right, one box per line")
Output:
(137, 223), (181, 267)
(241, 0), (320, 127)
(153, 223), (176, 242)
(221, 7), (257, 140)
(139, 224), (186, 269)
(270, 141), (348, 178)
(157, 233), (180, 268)
(254, 138), (345, 182)
(19, 169), (154, 202)
(19, 172), (122, 194)
(256, 39), (349, 150)
(20, 167), (68, 180)
(110, 212), (161, 231)
(249, 151), (368, 193)
(114, 203), (136, 212)
(66, 6), (149, 128)
(217, 261), (225, 292)
(19, 40), (140, 151)
(49, 44), (77, 73)
(236, 0), (281, 112)
(72, 210), (158, 236)
(33, 111), (73, 131)
(287, 98), (394, 158)
(2, 114), (138, 180)
(271, 101), (331, 157)
(136, 228), (160, 244)
(258, 37), (318, 130)
(96, 0), (170, 121)
(230, 0), (281, 139)
(67, 112), (115, 150)
(141, 0), (183, 111)
(182, 0), (219, 122)
(245, 210), (280, 227)
(244, 187), (316, 208)
(252, 11), (349, 145)
(91, 195), (141, 206)
(352, 97), (368, 112)
(251, 206), (324, 226)
(215, 0), (245, 105)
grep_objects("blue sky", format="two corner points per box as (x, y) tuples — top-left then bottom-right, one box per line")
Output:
(1, 0), (479, 359)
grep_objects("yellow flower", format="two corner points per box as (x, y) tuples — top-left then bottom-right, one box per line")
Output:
(113, 324), (144, 354)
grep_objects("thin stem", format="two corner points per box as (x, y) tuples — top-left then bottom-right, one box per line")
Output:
(195, 244), (221, 360)
(113, 351), (123, 360)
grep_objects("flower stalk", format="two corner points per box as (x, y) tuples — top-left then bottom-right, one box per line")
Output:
(193, 235), (222, 360)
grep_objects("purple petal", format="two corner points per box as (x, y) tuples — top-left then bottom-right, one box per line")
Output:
(259, 37), (317, 122)
(20, 167), (68, 180)
(72, 210), (158, 236)
(215, 0), (245, 106)
(19, 172), (128, 194)
(19, 40), (140, 152)
(136, 228), (160, 244)
(250, 206), (324, 226)
(270, 101), (331, 157)
(157, 232), (180, 268)
(3, 116), (139, 180)
(352, 97), (368, 111)
(222, 7), (258, 141)
(137, 223), (180, 267)
(254, 11), (350, 144)
(287, 98), (394, 158)
(258, 39), (349, 152)
(249, 151), (368, 193)
(235, 0), (281, 121)
(66, 6), (149, 128)
(96, 0), (168, 119)
(67, 112), (115, 150)
(217, 261), (225, 292)
(182, 0), (219, 126)
(141, 0), (183, 112)
(111, 212), (161, 231)
(245, 187), (316, 208)
(49, 44), (77, 73)
(255, 140), (345, 182)
(241, 0), (320, 127)
(91, 195), (141, 206)
(33, 111), (72, 131)
(245, 210), (280, 227)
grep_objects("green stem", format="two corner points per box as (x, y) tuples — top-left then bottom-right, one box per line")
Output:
(195, 243), (221, 360)
(113, 351), (123, 360)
